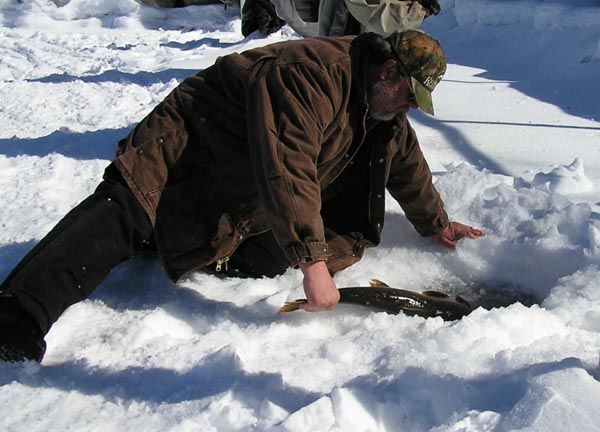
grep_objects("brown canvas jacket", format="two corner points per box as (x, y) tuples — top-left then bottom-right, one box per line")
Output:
(110, 35), (448, 281)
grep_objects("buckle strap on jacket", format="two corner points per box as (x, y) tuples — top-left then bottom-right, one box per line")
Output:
(289, 241), (331, 267)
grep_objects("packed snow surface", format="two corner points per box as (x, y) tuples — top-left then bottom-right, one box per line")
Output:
(1, 0), (600, 431)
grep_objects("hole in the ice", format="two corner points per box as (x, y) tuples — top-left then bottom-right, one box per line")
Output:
(467, 283), (539, 310)
(429, 281), (540, 310)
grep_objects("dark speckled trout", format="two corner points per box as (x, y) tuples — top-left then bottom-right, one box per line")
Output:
(279, 279), (473, 321)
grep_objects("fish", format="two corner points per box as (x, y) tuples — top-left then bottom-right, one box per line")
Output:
(278, 279), (473, 321)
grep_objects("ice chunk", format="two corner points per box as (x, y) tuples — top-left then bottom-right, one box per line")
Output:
(531, 158), (594, 195)
(497, 360), (600, 431)
(281, 396), (336, 431)
(331, 388), (378, 432)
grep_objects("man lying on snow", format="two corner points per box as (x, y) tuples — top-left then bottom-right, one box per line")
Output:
(0, 29), (484, 363)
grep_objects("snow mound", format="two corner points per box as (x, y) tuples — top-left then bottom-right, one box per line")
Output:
(530, 158), (595, 195)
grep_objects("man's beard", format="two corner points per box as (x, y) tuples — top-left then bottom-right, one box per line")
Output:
(368, 79), (402, 121)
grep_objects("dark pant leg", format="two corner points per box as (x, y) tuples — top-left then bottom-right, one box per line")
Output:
(0, 174), (153, 335)
(227, 230), (289, 278)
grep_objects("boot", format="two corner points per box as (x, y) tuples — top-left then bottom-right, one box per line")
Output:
(0, 294), (46, 363)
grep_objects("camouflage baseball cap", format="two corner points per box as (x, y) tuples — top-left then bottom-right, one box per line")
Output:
(387, 29), (446, 115)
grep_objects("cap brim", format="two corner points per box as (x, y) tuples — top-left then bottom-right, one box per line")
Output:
(410, 76), (435, 115)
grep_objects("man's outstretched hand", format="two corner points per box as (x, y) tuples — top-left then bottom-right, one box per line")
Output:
(433, 221), (485, 250)
(298, 260), (340, 312)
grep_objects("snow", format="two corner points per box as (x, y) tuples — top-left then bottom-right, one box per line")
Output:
(1, 0), (600, 430)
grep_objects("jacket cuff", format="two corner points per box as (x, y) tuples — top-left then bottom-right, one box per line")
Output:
(419, 212), (449, 236)
(287, 241), (331, 267)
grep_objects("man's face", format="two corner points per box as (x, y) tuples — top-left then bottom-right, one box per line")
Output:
(368, 71), (418, 121)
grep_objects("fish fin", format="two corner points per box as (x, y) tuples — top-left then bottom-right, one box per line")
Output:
(369, 279), (390, 288)
(278, 299), (308, 313)
(422, 290), (450, 298)
(456, 295), (474, 310)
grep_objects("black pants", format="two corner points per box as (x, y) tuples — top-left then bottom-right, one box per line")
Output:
(1, 172), (288, 335)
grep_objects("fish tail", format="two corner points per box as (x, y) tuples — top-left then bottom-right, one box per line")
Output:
(278, 299), (308, 313)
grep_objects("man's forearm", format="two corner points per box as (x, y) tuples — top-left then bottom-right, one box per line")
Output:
(298, 260), (340, 311)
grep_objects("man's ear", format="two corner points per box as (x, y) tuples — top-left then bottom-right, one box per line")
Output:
(379, 59), (399, 81)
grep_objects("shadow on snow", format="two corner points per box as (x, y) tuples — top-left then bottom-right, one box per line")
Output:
(0, 127), (130, 160)
(28, 68), (194, 86)
(0, 350), (319, 411)
(423, 12), (600, 122)
(0, 354), (590, 430)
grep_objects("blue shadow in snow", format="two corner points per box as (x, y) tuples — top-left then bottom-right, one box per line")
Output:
(0, 127), (131, 160)
(91, 252), (295, 327)
(163, 36), (242, 51)
(0, 242), (36, 283)
(423, 15), (600, 122)
(29, 68), (195, 85)
(0, 350), (586, 428)
(409, 109), (510, 175)
(409, 109), (600, 176)
(0, 352), (319, 410)
(343, 357), (589, 431)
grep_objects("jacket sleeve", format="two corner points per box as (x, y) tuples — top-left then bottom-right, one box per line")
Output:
(386, 121), (448, 236)
(246, 61), (341, 266)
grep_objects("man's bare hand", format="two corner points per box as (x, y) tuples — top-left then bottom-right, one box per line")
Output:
(433, 221), (485, 250)
(298, 260), (340, 312)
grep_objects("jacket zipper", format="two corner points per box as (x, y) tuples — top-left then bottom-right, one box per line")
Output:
(213, 227), (271, 272)
(215, 256), (229, 272)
